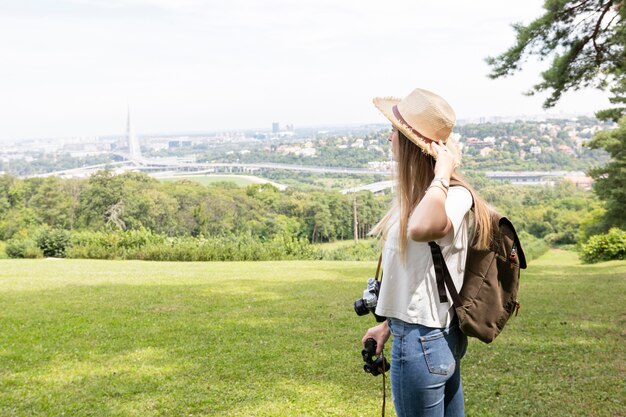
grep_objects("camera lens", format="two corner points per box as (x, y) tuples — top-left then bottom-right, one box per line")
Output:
(353, 299), (370, 316)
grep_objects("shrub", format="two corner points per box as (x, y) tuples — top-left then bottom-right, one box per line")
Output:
(518, 231), (550, 262)
(5, 238), (43, 259)
(67, 229), (166, 260)
(321, 239), (379, 261)
(0, 208), (40, 241)
(36, 228), (72, 258)
(580, 228), (626, 264)
(66, 230), (321, 261)
(0, 241), (7, 259)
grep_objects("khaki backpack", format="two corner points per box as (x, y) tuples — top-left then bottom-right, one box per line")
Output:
(429, 212), (527, 343)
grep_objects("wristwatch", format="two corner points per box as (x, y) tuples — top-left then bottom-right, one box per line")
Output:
(431, 177), (450, 190)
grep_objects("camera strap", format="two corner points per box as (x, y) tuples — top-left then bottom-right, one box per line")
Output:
(376, 253), (387, 417)
(375, 254), (383, 282)
(372, 253), (388, 417)
(381, 357), (387, 417)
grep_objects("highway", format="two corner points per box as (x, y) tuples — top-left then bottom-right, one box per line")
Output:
(28, 157), (587, 188)
(30, 159), (391, 178)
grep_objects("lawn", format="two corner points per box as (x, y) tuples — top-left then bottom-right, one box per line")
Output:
(0, 250), (624, 416)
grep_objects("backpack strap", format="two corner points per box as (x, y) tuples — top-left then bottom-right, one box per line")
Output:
(429, 179), (472, 308)
(428, 241), (449, 303)
(428, 241), (463, 308)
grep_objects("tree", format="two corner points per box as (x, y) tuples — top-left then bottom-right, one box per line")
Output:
(77, 171), (124, 229)
(586, 116), (626, 228)
(162, 180), (207, 236)
(487, 0), (625, 232)
(486, 0), (625, 121)
(28, 177), (74, 228)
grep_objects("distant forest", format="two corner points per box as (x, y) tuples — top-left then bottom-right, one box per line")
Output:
(0, 169), (603, 261)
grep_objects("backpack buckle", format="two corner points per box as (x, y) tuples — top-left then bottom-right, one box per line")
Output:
(509, 246), (518, 269)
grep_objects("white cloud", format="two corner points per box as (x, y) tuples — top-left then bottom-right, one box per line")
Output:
(0, 0), (613, 141)
(68, 0), (204, 11)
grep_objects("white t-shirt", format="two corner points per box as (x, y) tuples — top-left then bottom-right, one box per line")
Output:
(375, 186), (473, 328)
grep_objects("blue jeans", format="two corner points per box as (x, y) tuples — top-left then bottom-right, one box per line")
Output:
(387, 318), (468, 417)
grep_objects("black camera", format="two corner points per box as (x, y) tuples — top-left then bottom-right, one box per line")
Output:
(362, 338), (390, 376)
(354, 278), (386, 322)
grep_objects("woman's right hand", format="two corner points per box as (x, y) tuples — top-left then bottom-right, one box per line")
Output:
(431, 140), (457, 180)
(362, 321), (391, 355)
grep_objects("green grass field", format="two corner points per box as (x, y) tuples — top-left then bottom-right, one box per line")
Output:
(0, 250), (624, 416)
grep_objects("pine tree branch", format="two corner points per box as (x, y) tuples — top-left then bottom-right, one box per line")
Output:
(603, 13), (622, 31)
(591, 1), (615, 62)
(562, 0), (594, 16)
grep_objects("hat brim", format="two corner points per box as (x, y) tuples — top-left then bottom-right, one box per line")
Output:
(373, 96), (460, 164)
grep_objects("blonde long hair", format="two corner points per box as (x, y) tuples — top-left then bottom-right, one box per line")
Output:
(370, 131), (494, 257)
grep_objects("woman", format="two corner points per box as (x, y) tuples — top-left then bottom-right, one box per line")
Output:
(362, 88), (493, 417)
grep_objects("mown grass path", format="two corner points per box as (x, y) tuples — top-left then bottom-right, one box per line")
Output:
(0, 250), (624, 416)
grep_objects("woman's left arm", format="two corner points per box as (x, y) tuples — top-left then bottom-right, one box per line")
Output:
(408, 140), (457, 242)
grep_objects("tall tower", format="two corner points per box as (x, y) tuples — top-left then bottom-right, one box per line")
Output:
(127, 106), (142, 162)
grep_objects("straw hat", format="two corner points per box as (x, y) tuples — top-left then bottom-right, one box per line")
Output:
(373, 88), (460, 161)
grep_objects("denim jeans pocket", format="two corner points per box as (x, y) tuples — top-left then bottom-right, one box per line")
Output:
(419, 330), (456, 376)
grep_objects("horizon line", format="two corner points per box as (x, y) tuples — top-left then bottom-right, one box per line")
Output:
(0, 111), (605, 143)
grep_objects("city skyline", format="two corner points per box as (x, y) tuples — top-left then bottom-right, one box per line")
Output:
(0, 0), (613, 142)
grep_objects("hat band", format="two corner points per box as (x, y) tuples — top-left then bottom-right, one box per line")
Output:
(392, 105), (434, 143)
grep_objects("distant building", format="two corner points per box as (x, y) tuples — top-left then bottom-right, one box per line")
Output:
(558, 144), (575, 155)
(465, 137), (493, 149)
(367, 160), (394, 172)
(272, 122), (279, 133)
(351, 138), (364, 148)
(168, 140), (192, 149)
(480, 147), (494, 157)
(564, 174), (593, 191)
(276, 143), (316, 157)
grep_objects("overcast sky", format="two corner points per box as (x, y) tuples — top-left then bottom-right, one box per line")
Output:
(0, 0), (613, 141)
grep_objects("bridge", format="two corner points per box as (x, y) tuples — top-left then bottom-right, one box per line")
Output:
(138, 161), (388, 175)
(485, 170), (588, 185)
(30, 158), (391, 179)
(341, 180), (395, 195)
(29, 157), (590, 192)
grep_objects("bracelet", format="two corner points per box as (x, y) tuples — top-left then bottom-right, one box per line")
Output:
(431, 177), (450, 190)
(427, 183), (448, 196)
